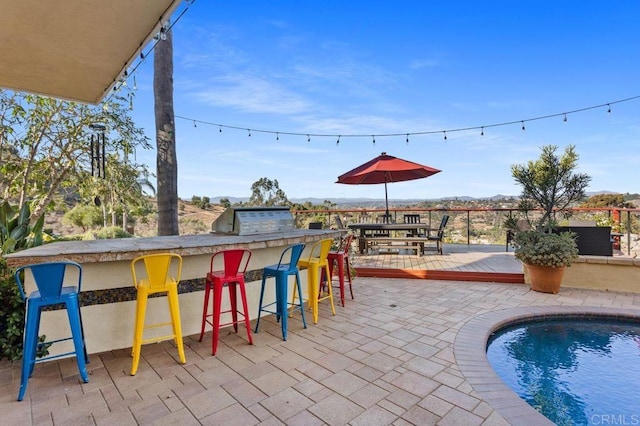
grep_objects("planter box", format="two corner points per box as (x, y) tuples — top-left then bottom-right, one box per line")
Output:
(554, 226), (612, 256)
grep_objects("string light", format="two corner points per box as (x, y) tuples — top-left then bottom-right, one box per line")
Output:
(103, 0), (194, 103)
(372, 135), (376, 145)
(193, 120), (197, 127)
(276, 132), (279, 141)
(175, 95), (640, 144)
(406, 134), (409, 145)
(563, 113), (567, 122)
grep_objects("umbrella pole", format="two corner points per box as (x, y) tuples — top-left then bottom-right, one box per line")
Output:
(384, 181), (389, 222)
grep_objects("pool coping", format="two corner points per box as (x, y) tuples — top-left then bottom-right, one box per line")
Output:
(454, 305), (640, 426)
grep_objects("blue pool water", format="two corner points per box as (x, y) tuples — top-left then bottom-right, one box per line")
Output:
(487, 317), (640, 426)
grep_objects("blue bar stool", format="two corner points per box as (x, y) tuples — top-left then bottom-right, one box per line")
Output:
(254, 244), (306, 341)
(14, 261), (89, 401)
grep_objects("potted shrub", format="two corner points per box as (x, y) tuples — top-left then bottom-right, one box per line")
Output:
(507, 145), (591, 293)
(511, 230), (578, 293)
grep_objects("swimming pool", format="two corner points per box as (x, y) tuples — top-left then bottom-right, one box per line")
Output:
(487, 317), (640, 425)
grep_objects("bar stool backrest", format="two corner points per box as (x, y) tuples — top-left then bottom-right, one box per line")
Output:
(335, 234), (354, 255)
(306, 238), (334, 263)
(131, 253), (182, 291)
(278, 243), (305, 271)
(210, 249), (251, 277)
(15, 261), (82, 302)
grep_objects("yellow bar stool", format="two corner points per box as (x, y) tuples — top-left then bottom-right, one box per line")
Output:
(293, 238), (336, 323)
(130, 253), (186, 375)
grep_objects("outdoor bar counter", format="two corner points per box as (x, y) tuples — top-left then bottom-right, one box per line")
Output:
(4, 229), (342, 356)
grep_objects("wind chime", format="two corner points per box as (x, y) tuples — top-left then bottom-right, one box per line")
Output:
(90, 123), (106, 178)
(89, 123), (106, 206)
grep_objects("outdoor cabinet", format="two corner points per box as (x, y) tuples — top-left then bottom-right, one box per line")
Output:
(554, 226), (613, 257)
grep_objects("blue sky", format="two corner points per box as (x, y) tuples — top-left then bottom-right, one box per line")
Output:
(128, 1), (639, 201)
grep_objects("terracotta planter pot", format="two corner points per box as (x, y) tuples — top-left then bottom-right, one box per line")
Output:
(525, 263), (565, 294)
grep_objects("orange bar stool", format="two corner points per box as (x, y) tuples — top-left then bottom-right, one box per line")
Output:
(327, 234), (355, 307)
(294, 238), (336, 324)
(199, 249), (253, 355)
(130, 253), (185, 375)
(14, 261), (89, 401)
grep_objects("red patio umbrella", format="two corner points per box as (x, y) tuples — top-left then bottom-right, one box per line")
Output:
(336, 152), (441, 220)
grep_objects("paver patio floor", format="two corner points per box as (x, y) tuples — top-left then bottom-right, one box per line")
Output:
(2, 275), (640, 425)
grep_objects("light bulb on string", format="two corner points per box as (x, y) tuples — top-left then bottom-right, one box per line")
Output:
(372, 135), (376, 145)
(276, 132), (279, 141)
(521, 121), (525, 131)
(443, 131), (447, 140)
(219, 126), (222, 133)
(193, 120), (197, 128)
(406, 134), (409, 145)
(563, 114), (567, 122)
(247, 129), (251, 137)
(307, 134), (310, 143)
(481, 127), (484, 136)
(607, 104), (611, 114)
(336, 136), (340, 146)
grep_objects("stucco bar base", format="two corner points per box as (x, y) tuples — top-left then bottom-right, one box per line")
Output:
(5, 230), (342, 356)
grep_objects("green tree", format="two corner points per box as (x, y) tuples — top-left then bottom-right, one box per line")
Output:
(511, 145), (591, 232)
(62, 204), (103, 231)
(0, 90), (152, 225)
(219, 197), (231, 208)
(581, 193), (632, 208)
(248, 178), (289, 206)
(154, 26), (179, 236)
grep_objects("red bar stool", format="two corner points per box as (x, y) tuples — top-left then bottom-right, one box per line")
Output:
(327, 234), (355, 306)
(199, 249), (253, 355)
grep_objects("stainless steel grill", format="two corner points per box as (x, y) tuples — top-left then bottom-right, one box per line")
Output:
(211, 207), (295, 235)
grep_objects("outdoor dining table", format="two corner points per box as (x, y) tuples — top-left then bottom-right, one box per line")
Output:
(348, 223), (437, 254)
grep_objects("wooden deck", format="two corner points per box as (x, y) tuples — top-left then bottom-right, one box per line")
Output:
(350, 243), (526, 283)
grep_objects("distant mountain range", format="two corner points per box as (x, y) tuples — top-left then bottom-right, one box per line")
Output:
(206, 191), (622, 206)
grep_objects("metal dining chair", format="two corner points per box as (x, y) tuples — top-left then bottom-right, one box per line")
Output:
(199, 249), (253, 355)
(255, 244), (307, 341)
(14, 261), (89, 401)
(327, 234), (355, 306)
(130, 253), (185, 375)
(294, 238), (336, 324)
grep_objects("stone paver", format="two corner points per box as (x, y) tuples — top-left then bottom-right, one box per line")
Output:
(2, 275), (639, 425)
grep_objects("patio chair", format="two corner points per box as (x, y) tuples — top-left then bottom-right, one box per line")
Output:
(130, 253), (185, 375)
(199, 249), (253, 356)
(14, 261), (89, 401)
(427, 215), (449, 255)
(403, 213), (421, 237)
